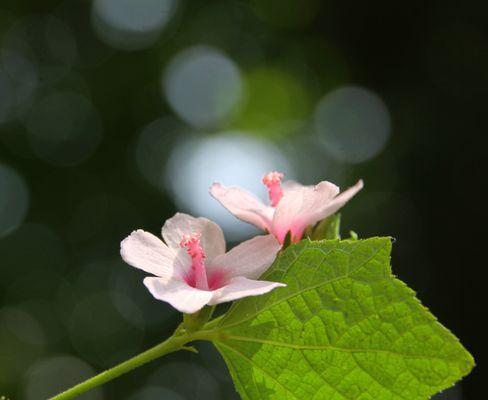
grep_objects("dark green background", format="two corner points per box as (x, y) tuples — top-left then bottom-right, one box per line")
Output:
(0, 0), (484, 399)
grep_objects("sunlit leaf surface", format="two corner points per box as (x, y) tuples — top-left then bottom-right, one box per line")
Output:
(210, 238), (474, 399)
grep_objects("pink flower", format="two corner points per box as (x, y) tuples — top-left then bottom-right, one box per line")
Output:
(120, 213), (284, 314)
(210, 172), (363, 243)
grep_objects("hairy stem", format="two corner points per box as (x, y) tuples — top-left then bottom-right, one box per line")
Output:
(49, 328), (211, 400)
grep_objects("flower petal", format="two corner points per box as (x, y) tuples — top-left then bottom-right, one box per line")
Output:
(143, 277), (213, 314)
(310, 179), (364, 223)
(209, 235), (281, 280)
(210, 183), (274, 232)
(273, 180), (360, 242)
(314, 180), (341, 200)
(121, 230), (182, 279)
(272, 186), (320, 242)
(208, 276), (285, 305)
(283, 180), (339, 197)
(162, 213), (226, 260)
(281, 179), (303, 193)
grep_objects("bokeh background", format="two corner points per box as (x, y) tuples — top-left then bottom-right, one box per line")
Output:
(0, 0), (484, 399)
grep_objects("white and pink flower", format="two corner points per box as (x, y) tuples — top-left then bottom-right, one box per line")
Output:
(120, 213), (284, 314)
(210, 172), (363, 243)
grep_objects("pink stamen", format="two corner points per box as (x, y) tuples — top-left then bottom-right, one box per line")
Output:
(262, 171), (284, 207)
(180, 232), (209, 290)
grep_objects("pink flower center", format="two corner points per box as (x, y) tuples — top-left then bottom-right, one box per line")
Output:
(262, 171), (284, 207)
(180, 232), (209, 290)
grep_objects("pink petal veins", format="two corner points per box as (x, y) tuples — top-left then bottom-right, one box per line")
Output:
(209, 183), (274, 231)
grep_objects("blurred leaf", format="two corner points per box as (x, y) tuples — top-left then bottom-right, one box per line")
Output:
(234, 67), (311, 138)
(250, 0), (321, 28)
(349, 230), (359, 240)
(208, 238), (474, 399)
(312, 213), (341, 240)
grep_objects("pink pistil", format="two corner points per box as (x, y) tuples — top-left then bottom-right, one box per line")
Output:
(180, 232), (209, 290)
(262, 171), (284, 207)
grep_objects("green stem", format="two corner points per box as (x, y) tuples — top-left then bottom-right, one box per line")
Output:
(49, 329), (207, 400)
(183, 305), (215, 332)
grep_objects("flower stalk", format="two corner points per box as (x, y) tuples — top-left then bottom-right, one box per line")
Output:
(48, 327), (214, 400)
(183, 305), (215, 332)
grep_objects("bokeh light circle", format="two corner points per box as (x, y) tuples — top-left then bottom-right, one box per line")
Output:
(0, 49), (39, 120)
(69, 291), (144, 367)
(24, 355), (102, 400)
(135, 117), (184, 189)
(1, 307), (45, 347)
(0, 68), (13, 122)
(24, 91), (102, 166)
(148, 361), (222, 399)
(109, 260), (177, 327)
(1, 15), (77, 86)
(128, 386), (185, 400)
(92, 0), (178, 50)
(68, 194), (142, 244)
(0, 223), (67, 285)
(163, 46), (243, 128)
(166, 132), (292, 241)
(314, 86), (391, 163)
(0, 164), (29, 237)
(0, 307), (45, 385)
(55, 1), (114, 68)
(235, 67), (311, 138)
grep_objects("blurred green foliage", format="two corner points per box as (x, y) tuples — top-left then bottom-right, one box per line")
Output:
(0, 0), (485, 398)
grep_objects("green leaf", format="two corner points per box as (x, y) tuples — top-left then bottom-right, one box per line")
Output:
(349, 230), (359, 240)
(312, 213), (342, 240)
(207, 238), (474, 400)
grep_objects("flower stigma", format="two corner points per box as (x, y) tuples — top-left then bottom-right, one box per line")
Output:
(180, 232), (209, 290)
(262, 171), (284, 207)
